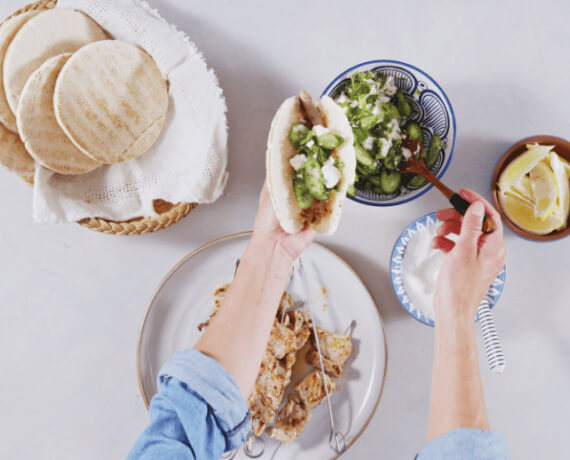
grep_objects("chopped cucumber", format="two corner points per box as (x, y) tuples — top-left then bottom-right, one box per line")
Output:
(288, 122), (312, 149)
(380, 102), (401, 121)
(408, 174), (427, 189)
(317, 132), (343, 150)
(315, 145), (329, 164)
(425, 134), (442, 169)
(368, 175), (383, 188)
(395, 90), (413, 118)
(360, 115), (379, 130)
(355, 144), (375, 167)
(380, 170), (402, 194)
(303, 156), (329, 200)
(293, 177), (313, 209)
(405, 122), (423, 145)
(352, 126), (368, 144)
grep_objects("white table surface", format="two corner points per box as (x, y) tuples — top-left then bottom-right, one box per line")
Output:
(1, 0), (569, 459)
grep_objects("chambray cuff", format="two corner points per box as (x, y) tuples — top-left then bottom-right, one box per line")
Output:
(158, 349), (249, 450)
(417, 428), (510, 459)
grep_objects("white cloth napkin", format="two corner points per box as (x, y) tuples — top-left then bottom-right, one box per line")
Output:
(33, 0), (228, 222)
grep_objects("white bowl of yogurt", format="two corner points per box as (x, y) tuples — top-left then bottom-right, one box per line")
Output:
(390, 212), (506, 326)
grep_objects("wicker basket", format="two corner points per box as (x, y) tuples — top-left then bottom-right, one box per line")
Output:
(11, 0), (197, 235)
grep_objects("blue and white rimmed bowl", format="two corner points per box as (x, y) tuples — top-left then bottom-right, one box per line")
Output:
(390, 212), (506, 326)
(321, 60), (457, 206)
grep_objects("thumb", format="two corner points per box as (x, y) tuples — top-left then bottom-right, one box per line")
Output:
(458, 200), (485, 252)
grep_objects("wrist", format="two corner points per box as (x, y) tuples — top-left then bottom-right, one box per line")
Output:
(247, 233), (293, 277)
(434, 298), (476, 328)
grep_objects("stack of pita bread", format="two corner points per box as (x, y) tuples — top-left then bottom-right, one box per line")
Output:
(0, 8), (168, 178)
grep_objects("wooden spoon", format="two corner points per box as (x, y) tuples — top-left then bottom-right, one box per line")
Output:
(398, 153), (495, 234)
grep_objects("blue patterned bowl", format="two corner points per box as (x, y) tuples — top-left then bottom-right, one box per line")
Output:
(389, 212), (506, 326)
(321, 60), (456, 206)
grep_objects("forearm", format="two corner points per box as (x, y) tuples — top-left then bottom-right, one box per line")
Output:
(428, 312), (489, 440)
(194, 233), (293, 399)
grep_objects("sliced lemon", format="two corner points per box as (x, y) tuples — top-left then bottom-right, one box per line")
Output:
(511, 175), (535, 204)
(499, 144), (553, 189)
(550, 152), (570, 228)
(504, 188), (535, 209)
(529, 162), (558, 220)
(525, 143), (551, 150)
(557, 154), (570, 178)
(499, 192), (565, 235)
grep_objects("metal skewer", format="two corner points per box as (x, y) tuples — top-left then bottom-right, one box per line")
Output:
(298, 259), (347, 454)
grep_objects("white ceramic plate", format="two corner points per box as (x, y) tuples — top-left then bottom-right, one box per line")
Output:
(137, 232), (387, 459)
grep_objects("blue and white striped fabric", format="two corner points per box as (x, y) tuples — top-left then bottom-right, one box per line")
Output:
(477, 296), (506, 373)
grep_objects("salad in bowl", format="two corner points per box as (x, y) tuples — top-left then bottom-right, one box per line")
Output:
(322, 60), (456, 206)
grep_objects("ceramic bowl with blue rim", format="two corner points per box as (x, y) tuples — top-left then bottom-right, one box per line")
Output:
(321, 60), (456, 206)
(390, 212), (506, 326)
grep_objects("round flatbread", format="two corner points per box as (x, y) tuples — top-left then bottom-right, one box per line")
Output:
(3, 8), (107, 116)
(17, 54), (100, 175)
(54, 40), (168, 163)
(0, 122), (34, 175)
(0, 11), (40, 133)
(266, 95), (356, 235)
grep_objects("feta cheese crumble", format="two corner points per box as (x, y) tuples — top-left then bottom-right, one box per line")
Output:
(313, 125), (330, 137)
(289, 154), (307, 171)
(321, 156), (341, 188)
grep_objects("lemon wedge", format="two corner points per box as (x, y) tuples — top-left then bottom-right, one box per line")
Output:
(529, 162), (558, 220)
(499, 192), (565, 235)
(499, 144), (553, 189)
(549, 152), (570, 228)
(510, 175), (535, 205)
(558, 155), (570, 178)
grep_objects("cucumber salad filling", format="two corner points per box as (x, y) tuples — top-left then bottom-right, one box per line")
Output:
(288, 121), (345, 223)
(333, 71), (442, 196)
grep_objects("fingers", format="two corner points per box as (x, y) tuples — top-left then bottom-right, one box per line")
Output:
(459, 188), (503, 238)
(457, 200), (485, 254)
(437, 220), (461, 237)
(436, 208), (462, 222)
(432, 235), (455, 253)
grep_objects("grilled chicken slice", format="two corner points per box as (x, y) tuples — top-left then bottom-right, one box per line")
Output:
(248, 318), (299, 436)
(270, 396), (312, 444)
(305, 349), (343, 378)
(287, 310), (312, 334)
(267, 320), (297, 359)
(294, 369), (337, 409)
(299, 90), (323, 127)
(311, 327), (353, 366)
(295, 328), (311, 350)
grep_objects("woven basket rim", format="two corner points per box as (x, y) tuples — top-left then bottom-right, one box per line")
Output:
(11, 0), (196, 235)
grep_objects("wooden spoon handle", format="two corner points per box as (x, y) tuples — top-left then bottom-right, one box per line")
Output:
(450, 194), (495, 234)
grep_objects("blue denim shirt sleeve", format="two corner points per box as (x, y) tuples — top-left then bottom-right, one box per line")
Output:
(417, 428), (511, 459)
(127, 349), (249, 459)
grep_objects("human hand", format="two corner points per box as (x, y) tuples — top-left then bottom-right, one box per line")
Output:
(252, 181), (316, 263)
(433, 189), (506, 323)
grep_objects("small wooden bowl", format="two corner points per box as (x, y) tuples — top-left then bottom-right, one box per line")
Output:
(491, 135), (570, 242)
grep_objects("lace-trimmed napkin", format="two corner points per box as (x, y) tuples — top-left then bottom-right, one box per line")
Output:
(32, 0), (228, 222)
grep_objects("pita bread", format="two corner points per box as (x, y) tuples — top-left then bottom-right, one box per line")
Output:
(3, 8), (107, 116)
(0, 122), (34, 175)
(266, 95), (356, 235)
(54, 40), (168, 163)
(0, 11), (39, 133)
(17, 54), (100, 175)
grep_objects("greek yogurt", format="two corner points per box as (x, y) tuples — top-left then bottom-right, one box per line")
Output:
(401, 222), (457, 321)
